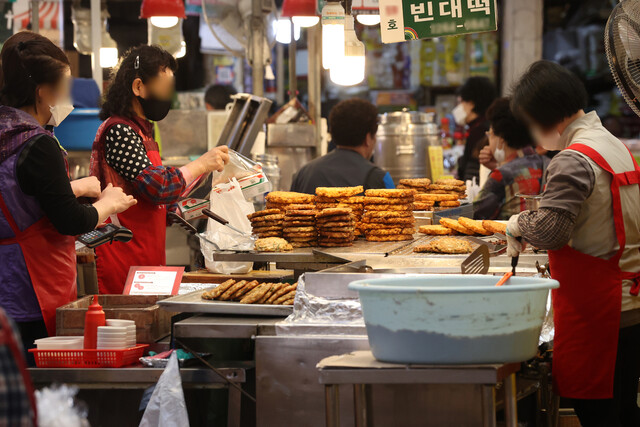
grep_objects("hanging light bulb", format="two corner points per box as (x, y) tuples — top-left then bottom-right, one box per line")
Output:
(330, 16), (365, 86)
(274, 18), (301, 44)
(282, 0), (319, 28)
(140, 0), (185, 28)
(175, 41), (186, 58)
(321, 1), (345, 70)
(99, 32), (118, 68)
(356, 14), (380, 26)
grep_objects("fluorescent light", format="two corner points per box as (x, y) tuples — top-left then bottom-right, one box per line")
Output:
(99, 47), (118, 68)
(274, 18), (300, 44)
(356, 14), (380, 26)
(321, 2), (345, 70)
(150, 16), (179, 28)
(330, 16), (365, 86)
(292, 16), (319, 27)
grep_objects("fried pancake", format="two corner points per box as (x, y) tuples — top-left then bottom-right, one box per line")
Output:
(255, 232), (283, 238)
(273, 290), (297, 305)
(266, 284), (296, 304)
(254, 237), (293, 252)
(365, 234), (414, 242)
(219, 280), (249, 301)
(316, 186), (364, 198)
(365, 204), (413, 211)
(418, 225), (454, 235)
(482, 220), (507, 235)
(317, 207), (353, 217)
(282, 299), (295, 306)
(314, 196), (338, 203)
(247, 209), (281, 220)
(365, 189), (417, 198)
(257, 283), (282, 304)
(266, 191), (315, 204)
(358, 222), (412, 230)
(202, 279), (235, 300)
(439, 218), (474, 235)
(285, 210), (318, 217)
(399, 178), (431, 187)
(282, 226), (315, 233)
(318, 241), (353, 247)
(318, 231), (355, 238)
(414, 193), (459, 202)
(250, 214), (285, 222)
(337, 196), (366, 204)
(458, 217), (491, 236)
(439, 201), (461, 208)
(413, 202), (435, 211)
(435, 179), (465, 186)
(363, 211), (414, 219)
(251, 225), (283, 232)
(363, 196), (413, 205)
(367, 227), (415, 235)
(429, 184), (467, 192)
(290, 241), (316, 248)
(414, 237), (472, 254)
(317, 222), (354, 229)
(231, 280), (261, 300)
(285, 204), (316, 211)
(239, 283), (271, 304)
(282, 221), (315, 227)
(319, 227), (355, 232)
(361, 217), (415, 225)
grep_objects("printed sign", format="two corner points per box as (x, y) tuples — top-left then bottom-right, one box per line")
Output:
(123, 266), (184, 296)
(380, 0), (497, 43)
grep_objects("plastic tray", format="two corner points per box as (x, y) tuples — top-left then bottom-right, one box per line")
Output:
(29, 344), (148, 368)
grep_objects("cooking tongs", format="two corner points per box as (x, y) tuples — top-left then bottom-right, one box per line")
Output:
(203, 209), (254, 239)
(167, 212), (222, 250)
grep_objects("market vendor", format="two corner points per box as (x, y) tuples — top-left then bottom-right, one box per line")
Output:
(507, 60), (640, 426)
(290, 98), (394, 193)
(473, 97), (549, 220)
(91, 45), (230, 295)
(0, 32), (136, 351)
(204, 84), (236, 111)
(454, 77), (496, 182)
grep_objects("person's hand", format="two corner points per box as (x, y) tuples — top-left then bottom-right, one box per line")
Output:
(479, 145), (498, 170)
(71, 176), (101, 198)
(98, 183), (137, 214)
(198, 146), (230, 173)
(506, 214), (526, 257)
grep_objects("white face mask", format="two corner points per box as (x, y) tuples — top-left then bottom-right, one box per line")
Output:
(493, 141), (506, 164)
(531, 128), (562, 151)
(452, 103), (467, 126)
(47, 102), (74, 127)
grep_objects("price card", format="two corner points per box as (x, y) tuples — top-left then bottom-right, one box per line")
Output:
(123, 266), (185, 296)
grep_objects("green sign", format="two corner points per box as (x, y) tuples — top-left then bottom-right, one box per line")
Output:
(379, 0), (497, 43)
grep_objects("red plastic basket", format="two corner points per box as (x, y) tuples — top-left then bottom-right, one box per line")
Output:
(29, 344), (148, 368)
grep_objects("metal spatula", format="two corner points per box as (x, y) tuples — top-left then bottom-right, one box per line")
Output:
(461, 244), (490, 274)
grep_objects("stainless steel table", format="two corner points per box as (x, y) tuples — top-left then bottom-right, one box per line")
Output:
(317, 352), (520, 427)
(29, 366), (247, 427)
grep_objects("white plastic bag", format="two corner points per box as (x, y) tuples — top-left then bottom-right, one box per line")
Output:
(201, 178), (255, 274)
(139, 352), (189, 427)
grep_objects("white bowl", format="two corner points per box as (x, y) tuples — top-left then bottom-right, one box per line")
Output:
(98, 326), (128, 333)
(106, 319), (135, 327)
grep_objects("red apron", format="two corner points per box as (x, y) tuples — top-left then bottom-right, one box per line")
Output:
(91, 117), (166, 295)
(549, 143), (640, 399)
(0, 193), (76, 337)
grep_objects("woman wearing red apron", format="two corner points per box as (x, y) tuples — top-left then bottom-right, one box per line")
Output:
(0, 32), (136, 360)
(507, 60), (640, 426)
(90, 45), (229, 295)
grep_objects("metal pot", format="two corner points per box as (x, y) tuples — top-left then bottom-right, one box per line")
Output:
(373, 110), (440, 183)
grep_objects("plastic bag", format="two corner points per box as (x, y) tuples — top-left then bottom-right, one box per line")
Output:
(139, 352), (189, 427)
(36, 384), (89, 427)
(201, 178), (255, 274)
(211, 150), (271, 199)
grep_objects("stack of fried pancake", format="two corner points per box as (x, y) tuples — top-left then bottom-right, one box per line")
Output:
(362, 189), (416, 242)
(316, 207), (356, 247)
(315, 187), (365, 236)
(425, 179), (466, 209)
(265, 191), (315, 211)
(248, 209), (284, 238)
(282, 204), (318, 248)
(397, 178), (431, 194)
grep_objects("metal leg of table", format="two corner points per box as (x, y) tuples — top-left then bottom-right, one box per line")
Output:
(482, 385), (497, 427)
(353, 384), (373, 427)
(325, 384), (340, 427)
(504, 373), (518, 427)
(227, 383), (242, 427)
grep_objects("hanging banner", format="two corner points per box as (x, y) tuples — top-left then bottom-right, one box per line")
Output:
(379, 0), (497, 43)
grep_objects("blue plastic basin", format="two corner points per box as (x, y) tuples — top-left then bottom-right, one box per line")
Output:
(348, 275), (559, 364)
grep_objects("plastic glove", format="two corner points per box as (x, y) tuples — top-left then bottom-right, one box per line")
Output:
(506, 214), (524, 258)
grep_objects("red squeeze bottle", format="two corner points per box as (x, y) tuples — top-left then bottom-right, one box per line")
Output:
(84, 295), (106, 349)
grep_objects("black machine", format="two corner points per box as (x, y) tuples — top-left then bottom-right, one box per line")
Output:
(77, 223), (133, 249)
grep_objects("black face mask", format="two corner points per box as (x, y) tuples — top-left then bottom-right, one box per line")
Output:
(136, 94), (172, 121)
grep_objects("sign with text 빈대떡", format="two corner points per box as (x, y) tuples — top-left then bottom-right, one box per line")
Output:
(379, 0), (498, 43)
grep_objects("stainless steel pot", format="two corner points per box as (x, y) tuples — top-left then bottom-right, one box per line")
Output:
(373, 110), (440, 183)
